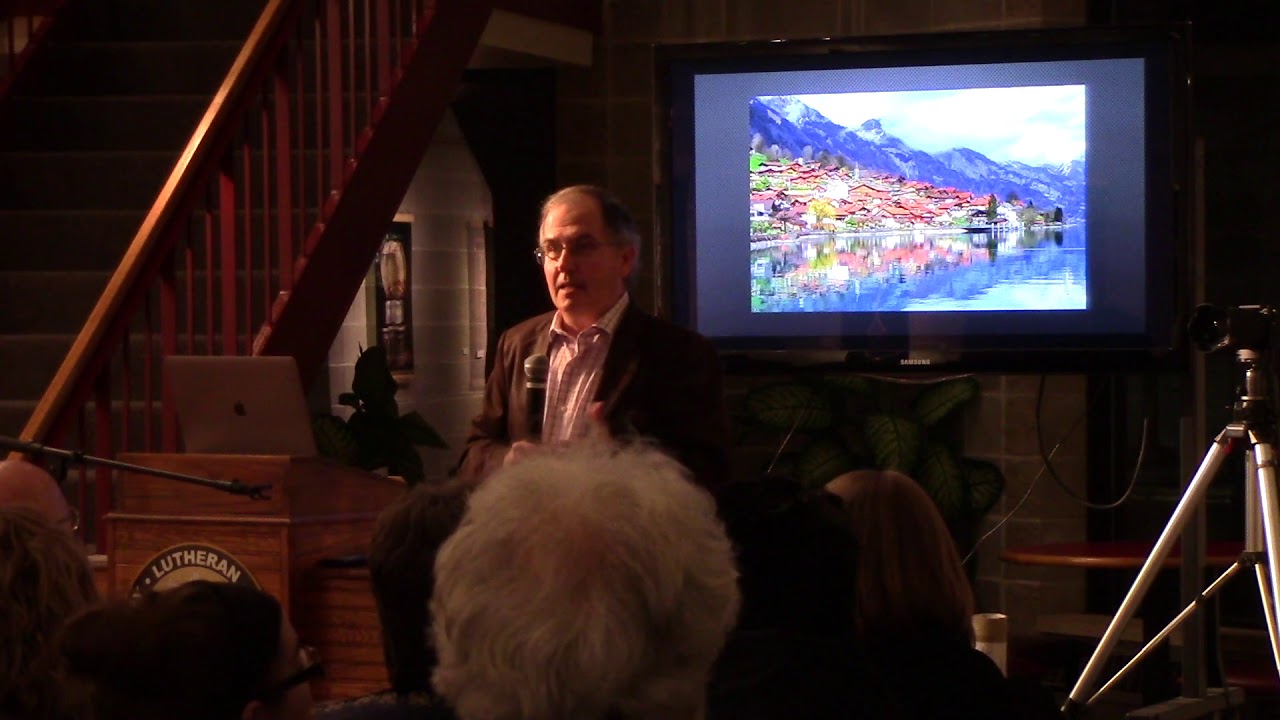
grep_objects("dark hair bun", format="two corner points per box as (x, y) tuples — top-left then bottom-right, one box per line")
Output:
(61, 601), (156, 689)
(59, 581), (283, 720)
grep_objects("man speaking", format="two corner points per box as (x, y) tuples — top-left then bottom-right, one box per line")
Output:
(454, 185), (730, 489)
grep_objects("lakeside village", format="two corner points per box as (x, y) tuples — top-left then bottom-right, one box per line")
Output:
(747, 154), (1074, 295)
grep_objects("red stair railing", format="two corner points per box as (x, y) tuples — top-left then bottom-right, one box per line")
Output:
(17, 0), (493, 550)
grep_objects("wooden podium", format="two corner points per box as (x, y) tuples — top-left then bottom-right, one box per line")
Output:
(110, 453), (405, 700)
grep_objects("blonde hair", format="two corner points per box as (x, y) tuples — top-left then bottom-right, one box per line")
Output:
(840, 470), (975, 646)
(0, 506), (98, 719)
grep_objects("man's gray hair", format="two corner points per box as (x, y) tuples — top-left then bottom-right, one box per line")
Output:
(540, 184), (642, 255)
(431, 439), (740, 720)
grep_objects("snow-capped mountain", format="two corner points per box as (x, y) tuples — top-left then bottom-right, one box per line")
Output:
(749, 96), (1085, 219)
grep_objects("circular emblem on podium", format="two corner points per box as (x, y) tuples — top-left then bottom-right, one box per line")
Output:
(129, 543), (259, 597)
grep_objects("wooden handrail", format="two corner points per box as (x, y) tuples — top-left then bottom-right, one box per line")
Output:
(19, 0), (304, 445)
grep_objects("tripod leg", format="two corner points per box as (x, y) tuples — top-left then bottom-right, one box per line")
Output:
(1252, 439), (1280, 679)
(1090, 562), (1243, 703)
(1064, 433), (1236, 711)
(1253, 564), (1280, 679)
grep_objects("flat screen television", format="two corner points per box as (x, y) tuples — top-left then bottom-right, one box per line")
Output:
(658, 25), (1191, 372)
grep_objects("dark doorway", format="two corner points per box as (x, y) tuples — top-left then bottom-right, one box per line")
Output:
(453, 68), (558, 376)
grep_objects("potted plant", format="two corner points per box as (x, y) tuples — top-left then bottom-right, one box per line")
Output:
(738, 373), (1004, 538)
(312, 346), (447, 484)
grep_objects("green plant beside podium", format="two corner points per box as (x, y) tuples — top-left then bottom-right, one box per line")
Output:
(312, 346), (447, 484)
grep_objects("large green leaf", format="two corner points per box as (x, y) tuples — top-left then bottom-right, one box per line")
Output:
(794, 439), (857, 490)
(764, 452), (799, 480)
(399, 411), (449, 449)
(388, 437), (426, 484)
(347, 411), (394, 469)
(730, 409), (758, 444)
(744, 383), (835, 432)
(911, 376), (979, 426)
(312, 415), (358, 466)
(873, 379), (901, 413)
(962, 458), (1005, 517)
(916, 443), (967, 526)
(864, 414), (921, 473)
(821, 374), (875, 396)
(352, 346), (399, 417)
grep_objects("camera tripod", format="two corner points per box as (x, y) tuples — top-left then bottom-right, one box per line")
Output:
(1064, 346), (1280, 715)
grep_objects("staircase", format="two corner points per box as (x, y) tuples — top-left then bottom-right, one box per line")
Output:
(1, 0), (498, 549)
(0, 0), (265, 439)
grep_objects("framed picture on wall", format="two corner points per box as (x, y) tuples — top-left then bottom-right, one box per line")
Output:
(374, 213), (414, 386)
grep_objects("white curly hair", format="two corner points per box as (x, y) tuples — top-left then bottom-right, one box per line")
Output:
(431, 438), (740, 720)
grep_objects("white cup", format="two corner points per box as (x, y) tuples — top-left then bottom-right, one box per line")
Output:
(972, 612), (1009, 676)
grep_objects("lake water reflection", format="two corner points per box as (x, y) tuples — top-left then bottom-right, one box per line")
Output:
(750, 226), (1087, 313)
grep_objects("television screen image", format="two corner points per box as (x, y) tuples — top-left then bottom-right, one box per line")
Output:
(660, 26), (1189, 371)
(747, 86), (1087, 314)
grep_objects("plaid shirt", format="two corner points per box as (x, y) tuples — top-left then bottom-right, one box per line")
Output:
(541, 293), (630, 444)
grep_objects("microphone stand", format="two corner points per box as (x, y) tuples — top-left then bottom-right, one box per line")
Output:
(1, 436), (272, 500)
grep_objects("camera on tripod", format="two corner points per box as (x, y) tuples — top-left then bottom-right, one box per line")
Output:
(1187, 303), (1277, 354)
(1065, 301), (1280, 717)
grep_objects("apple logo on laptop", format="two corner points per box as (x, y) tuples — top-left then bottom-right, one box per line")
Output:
(233, 401), (247, 417)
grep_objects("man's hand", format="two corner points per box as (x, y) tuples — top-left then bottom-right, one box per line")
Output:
(503, 440), (540, 467)
(586, 401), (610, 437)
(504, 404), (612, 468)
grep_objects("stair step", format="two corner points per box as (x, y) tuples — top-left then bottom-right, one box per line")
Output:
(58, 0), (267, 44)
(0, 151), (177, 210)
(0, 211), (143, 271)
(22, 41), (241, 97)
(0, 398), (171, 453)
(3, 96), (210, 152)
(0, 400), (34, 439)
(0, 334), (76, 401)
(0, 270), (112, 333)
(0, 330), (245, 405)
(0, 208), (324, 276)
(0, 264), (290, 338)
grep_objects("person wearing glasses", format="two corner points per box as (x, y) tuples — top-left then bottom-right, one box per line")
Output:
(59, 580), (321, 720)
(0, 459), (78, 536)
(455, 185), (731, 489)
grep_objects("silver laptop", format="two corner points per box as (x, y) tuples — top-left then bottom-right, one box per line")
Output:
(165, 355), (318, 457)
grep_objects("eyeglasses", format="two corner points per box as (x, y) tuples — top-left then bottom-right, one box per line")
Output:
(533, 238), (611, 265)
(62, 507), (80, 532)
(257, 645), (324, 699)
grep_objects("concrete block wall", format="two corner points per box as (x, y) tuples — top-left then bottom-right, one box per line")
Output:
(965, 374), (1090, 636)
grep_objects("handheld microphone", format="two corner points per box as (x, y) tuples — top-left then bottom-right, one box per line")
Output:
(523, 354), (549, 441)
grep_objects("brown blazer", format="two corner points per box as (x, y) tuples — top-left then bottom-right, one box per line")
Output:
(455, 304), (731, 489)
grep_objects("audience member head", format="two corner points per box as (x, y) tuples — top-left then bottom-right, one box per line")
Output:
(0, 507), (98, 719)
(61, 580), (319, 720)
(0, 459), (75, 533)
(715, 474), (859, 636)
(368, 479), (469, 695)
(431, 439), (740, 720)
(836, 469), (975, 647)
